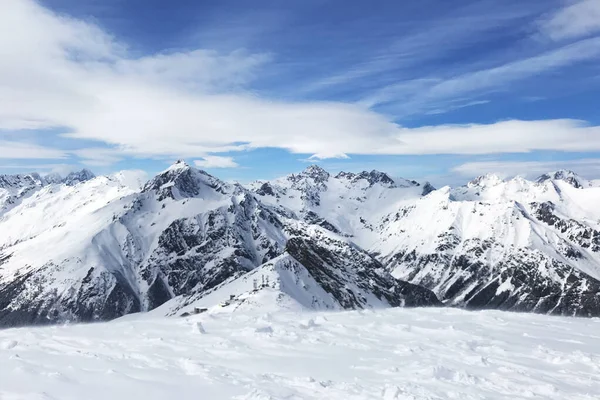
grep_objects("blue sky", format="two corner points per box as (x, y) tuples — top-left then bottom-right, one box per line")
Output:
(1, 0), (600, 185)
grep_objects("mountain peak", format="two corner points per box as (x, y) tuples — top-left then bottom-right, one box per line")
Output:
(43, 172), (63, 184)
(144, 162), (226, 200)
(334, 171), (356, 180)
(166, 160), (192, 172)
(0, 172), (44, 190)
(299, 165), (330, 182)
(467, 173), (504, 188)
(335, 169), (396, 187)
(536, 170), (586, 188)
(421, 182), (436, 196)
(362, 170), (395, 186)
(302, 164), (327, 174)
(60, 169), (96, 186)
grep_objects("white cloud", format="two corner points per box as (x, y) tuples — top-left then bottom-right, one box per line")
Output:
(389, 119), (600, 155)
(194, 156), (239, 168)
(2, 0), (600, 166)
(308, 153), (350, 160)
(539, 0), (600, 41)
(0, 163), (75, 173)
(0, 140), (66, 159)
(375, 36), (600, 115)
(73, 148), (124, 167)
(452, 158), (600, 180)
(301, 2), (542, 95)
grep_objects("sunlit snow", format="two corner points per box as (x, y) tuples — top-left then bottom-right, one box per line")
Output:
(1, 307), (599, 399)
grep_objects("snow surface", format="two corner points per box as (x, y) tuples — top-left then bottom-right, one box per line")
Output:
(158, 253), (342, 315)
(1, 308), (599, 400)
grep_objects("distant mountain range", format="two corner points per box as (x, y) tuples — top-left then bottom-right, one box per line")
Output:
(1, 162), (600, 327)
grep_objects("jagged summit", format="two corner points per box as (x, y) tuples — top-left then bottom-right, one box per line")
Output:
(297, 164), (330, 182)
(63, 169), (96, 186)
(421, 182), (436, 196)
(43, 172), (63, 184)
(363, 170), (395, 185)
(143, 161), (227, 200)
(536, 170), (587, 189)
(302, 164), (327, 173)
(0, 169), (95, 190)
(0, 172), (44, 189)
(165, 159), (192, 172)
(336, 170), (397, 187)
(467, 173), (504, 188)
(0, 169), (97, 213)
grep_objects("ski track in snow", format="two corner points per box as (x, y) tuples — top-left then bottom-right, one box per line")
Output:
(1, 307), (599, 400)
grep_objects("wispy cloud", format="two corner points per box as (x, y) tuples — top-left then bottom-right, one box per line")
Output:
(381, 36), (600, 115)
(539, 0), (600, 41)
(0, 140), (66, 159)
(425, 37), (600, 97)
(301, 1), (542, 95)
(452, 158), (600, 180)
(194, 156), (239, 169)
(309, 1), (600, 117)
(73, 148), (124, 167)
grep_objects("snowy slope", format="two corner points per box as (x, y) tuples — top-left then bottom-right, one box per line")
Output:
(0, 172), (148, 326)
(379, 176), (600, 316)
(159, 253), (342, 315)
(1, 307), (599, 399)
(160, 226), (440, 317)
(0, 162), (289, 326)
(250, 166), (600, 317)
(0, 162), (438, 327)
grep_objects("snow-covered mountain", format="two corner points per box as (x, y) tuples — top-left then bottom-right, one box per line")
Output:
(162, 227), (440, 317)
(0, 162), (438, 327)
(0, 169), (96, 214)
(1, 163), (600, 327)
(250, 166), (600, 317)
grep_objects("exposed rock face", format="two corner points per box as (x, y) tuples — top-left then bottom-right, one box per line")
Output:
(387, 241), (600, 317)
(421, 182), (436, 196)
(135, 192), (286, 310)
(164, 229), (441, 316)
(62, 169), (96, 186)
(536, 170), (587, 189)
(284, 235), (440, 309)
(0, 265), (141, 327)
(336, 170), (397, 187)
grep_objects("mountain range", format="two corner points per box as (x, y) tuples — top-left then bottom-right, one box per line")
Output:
(1, 162), (600, 327)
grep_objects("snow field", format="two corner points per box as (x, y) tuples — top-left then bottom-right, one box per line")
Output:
(1, 307), (599, 399)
